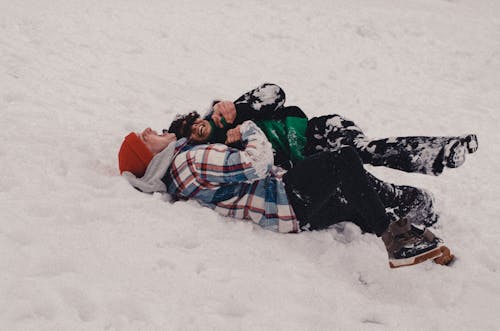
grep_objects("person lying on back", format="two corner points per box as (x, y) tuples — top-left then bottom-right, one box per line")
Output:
(118, 122), (454, 269)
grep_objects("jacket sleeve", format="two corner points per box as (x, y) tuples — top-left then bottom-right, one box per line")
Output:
(232, 83), (286, 124)
(192, 121), (274, 183)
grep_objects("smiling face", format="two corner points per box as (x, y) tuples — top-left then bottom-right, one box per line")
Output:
(139, 128), (177, 154)
(189, 119), (212, 144)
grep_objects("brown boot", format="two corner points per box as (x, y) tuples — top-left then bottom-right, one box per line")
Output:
(381, 219), (454, 268)
(409, 225), (455, 266)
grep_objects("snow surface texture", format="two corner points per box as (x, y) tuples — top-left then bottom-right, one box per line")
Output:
(1, 0), (499, 330)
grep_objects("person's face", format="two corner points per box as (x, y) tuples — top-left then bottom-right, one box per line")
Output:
(139, 128), (176, 154)
(189, 119), (212, 143)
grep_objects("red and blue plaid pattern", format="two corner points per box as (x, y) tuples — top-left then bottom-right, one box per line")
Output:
(164, 121), (299, 233)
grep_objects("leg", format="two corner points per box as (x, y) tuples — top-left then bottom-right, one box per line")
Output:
(305, 115), (478, 175)
(356, 136), (476, 175)
(304, 114), (365, 157)
(365, 172), (438, 227)
(284, 148), (453, 268)
(284, 147), (389, 236)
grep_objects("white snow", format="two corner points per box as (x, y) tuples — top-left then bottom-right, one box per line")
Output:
(1, 0), (500, 330)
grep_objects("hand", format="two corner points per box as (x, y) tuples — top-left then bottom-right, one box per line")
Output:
(225, 125), (242, 145)
(212, 101), (236, 128)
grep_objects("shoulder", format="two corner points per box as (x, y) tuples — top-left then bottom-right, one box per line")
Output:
(176, 144), (234, 166)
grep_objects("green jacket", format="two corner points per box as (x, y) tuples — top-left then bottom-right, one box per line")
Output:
(254, 115), (308, 169)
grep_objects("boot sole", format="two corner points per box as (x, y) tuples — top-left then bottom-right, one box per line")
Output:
(446, 141), (466, 168)
(462, 134), (478, 153)
(433, 246), (454, 265)
(389, 246), (452, 268)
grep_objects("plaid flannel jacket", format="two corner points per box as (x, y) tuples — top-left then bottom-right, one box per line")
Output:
(163, 121), (299, 233)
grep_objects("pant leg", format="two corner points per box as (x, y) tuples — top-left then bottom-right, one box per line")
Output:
(357, 136), (456, 175)
(283, 147), (389, 236)
(304, 114), (365, 156)
(365, 172), (438, 226)
(305, 114), (458, 175)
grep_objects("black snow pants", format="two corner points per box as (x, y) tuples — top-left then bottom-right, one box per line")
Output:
(283, 147), (390, 235)
(304, 114), (462, 175)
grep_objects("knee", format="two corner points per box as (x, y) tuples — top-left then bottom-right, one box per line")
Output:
(314, 151), (338, 167)
(308, 114), (340, 127)
(338, 146), (360, 161)
(311, 148), (364, 173)
(315, 147), (359, 163)
(337, 147), (364, 172)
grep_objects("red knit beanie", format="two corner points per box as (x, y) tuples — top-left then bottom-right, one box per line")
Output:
(118, 132), (154, 177)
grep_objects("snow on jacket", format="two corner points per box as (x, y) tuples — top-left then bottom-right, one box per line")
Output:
(162, 121), (299, 233)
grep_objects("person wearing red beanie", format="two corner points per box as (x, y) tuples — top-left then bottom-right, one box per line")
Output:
(118, 128), (176, 177)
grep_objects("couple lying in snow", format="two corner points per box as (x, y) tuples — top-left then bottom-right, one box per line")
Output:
(118, 83), (478, 268)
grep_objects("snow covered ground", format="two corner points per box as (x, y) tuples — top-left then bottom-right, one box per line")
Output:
(1, 0), (499, 329)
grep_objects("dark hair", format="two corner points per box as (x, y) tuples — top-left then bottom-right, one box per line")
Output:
(167, 111), (201, 139)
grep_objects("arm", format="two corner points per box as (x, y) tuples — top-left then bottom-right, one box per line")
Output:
(192, 121), (274, 183)
(205, 83), (287, 128)
(233, 83), (286, 124)
(211, 101), (237, 128)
